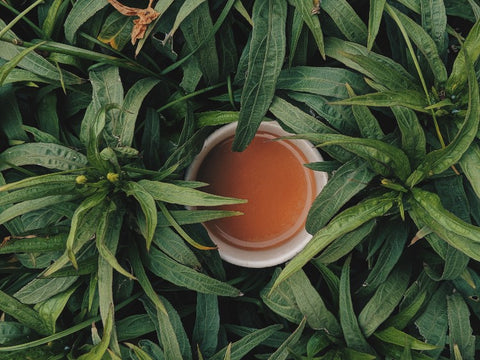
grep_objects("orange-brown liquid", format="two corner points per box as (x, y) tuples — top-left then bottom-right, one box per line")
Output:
(196, 132), (316, 250)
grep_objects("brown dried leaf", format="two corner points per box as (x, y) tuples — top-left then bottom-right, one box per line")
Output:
(108, 0), (160, 45)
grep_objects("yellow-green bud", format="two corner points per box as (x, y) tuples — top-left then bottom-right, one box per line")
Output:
(107, 172), (120, 183)
(75, 175), (88, 184)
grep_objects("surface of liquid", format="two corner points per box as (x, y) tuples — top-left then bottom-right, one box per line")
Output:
(196, 132), (316, 250)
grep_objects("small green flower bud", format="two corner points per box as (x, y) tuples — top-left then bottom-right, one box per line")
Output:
(75, 175), (88, 184)
(107, 172), (120, 183)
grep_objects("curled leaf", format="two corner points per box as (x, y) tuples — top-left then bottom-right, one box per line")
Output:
(108, 0), (160, 45)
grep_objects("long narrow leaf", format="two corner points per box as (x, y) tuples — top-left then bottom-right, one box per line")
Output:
(358, 263), (411, 337)
(293, 133), (411, 181)
(125, 181), (157, 249)
(232, 0), (287, 151)
(0, 289), (50, 335)
(272, 192), (396, 290)
(145, 247), (241, 297)
(340, 256), (374, 353)
(367, 0), (386, 50)
(290, 0), (324, 59)
(138, 180), (246, 207)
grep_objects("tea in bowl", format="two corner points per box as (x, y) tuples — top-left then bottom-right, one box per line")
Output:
(185, 121), (327, 268)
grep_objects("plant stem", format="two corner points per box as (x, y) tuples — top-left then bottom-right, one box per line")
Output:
(160, 0), (237, 75)
(0, 292), (141, 352)
(385, 3), (446, 148)
(158, 202), (217, 250)
(0, 0), (45, 39)
(157, 82), (226, 113)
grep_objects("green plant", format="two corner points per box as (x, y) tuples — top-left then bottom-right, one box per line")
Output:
(1, 0), (480, 359)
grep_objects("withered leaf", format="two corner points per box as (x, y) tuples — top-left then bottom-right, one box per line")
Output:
(108, 0), (160, 45)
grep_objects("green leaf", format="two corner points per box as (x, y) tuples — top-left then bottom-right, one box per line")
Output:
(387, 6), (447, 84)
(97, 12), (133, 51)
(447, 293), (476, 359)
(267, 317), (306, 360)
(0, 322), (31, 345)
(374, 327), (439, 350)
(165, 0), (205, 41)
(260, 268), (304, 324)
(385, 291), (427, 330)
(157, 209), (242, 227)
(288, 270), (341, 336)
(316, 220), (376, 264)
(81, 65), (123, 147)
(116, 78), (159, 148)
(391, 106), (426, 167)
(36, 92), (60, 140)
(0, 173), (78, 193)
(324, 37), (421, 92)
(269, 96), (337, 134)
(358, 221), (408, 296)
(415, 285), (448, 357)
(288, 91), (359, 135)
(232, 0), (287, 151)
(358, 263), (411, 337)
(13, 277), (77, 305)
(0, 234), (66, 254)
(138, 180), (246, 207)
(346, 85), (384, 140)
(151, 227), (201, 269)
(408, 46), (480, 186)
(367, 0), (386, 50)
(141, 298), (185, 360)
(0, 182), (76, 207)
(0, 143), (87, 171)
(35, 286), (77, 334)
(290, 0), (325, 59)
(286, 10), (304, 67)
(332, 90), (429, 113)
(96, 211), (122, 356)
(145, 247), (241, 297)
(0, 21), (83, 85)
(66, 190), (108, 269)
(420, 0), (448, 55)
(130, 243), (167, 315)
(0, 289), (50, 335)
(460, 141), (480, 198)
(409, 188), (480, 261)
(306, 158), (375, 234)
(64, 0), (108, 43)
(339, 256), (373, 354)
(0, 194), (78, 226)
(296, 133), (411, 181)
(180, 2), (219, 85)
(125, 343), (156, 360)
(0, 42), (46, 86)
(116, 315), (156, 342)
(269, 96), (352, 162)
(125, 181), (157, 250)
(193, 293), (219, 358)
(272, 192), (396, 289)
(77, 304), (114, 360)
(42, 0), (65, 38)
(322, 0), (367, 44)
(209, 325), (282, 360)
(96, 205), (133, 281)
(276, 66), (371, 99)
(452, 269), (480, 321)
(447, 18), (480, 93)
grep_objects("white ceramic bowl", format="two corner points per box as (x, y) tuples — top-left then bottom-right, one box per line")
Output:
(185, 121), (328, 268)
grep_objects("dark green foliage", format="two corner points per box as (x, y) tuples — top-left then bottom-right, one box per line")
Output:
(1, 0), (480, 358)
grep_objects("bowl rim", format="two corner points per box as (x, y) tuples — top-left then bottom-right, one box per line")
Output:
(184, 121), (328, 268)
